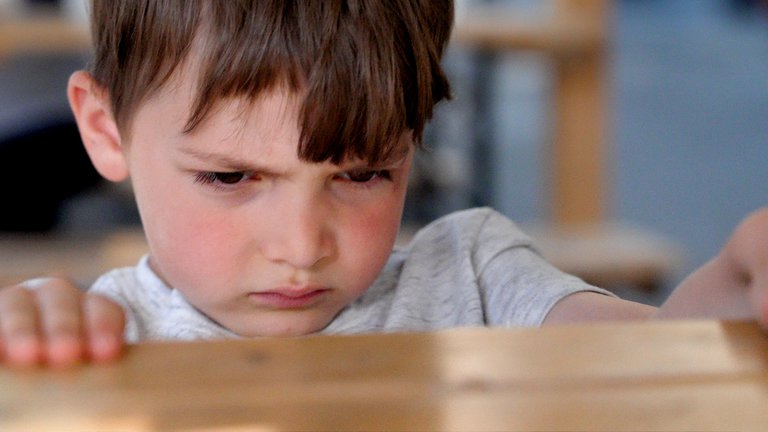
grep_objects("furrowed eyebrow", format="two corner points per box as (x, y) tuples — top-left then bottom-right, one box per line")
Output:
(178, 142), (410, 172)
(344, 155), (408, 171)
(342, 141), (412, 169)
(366, 147), (411, 168)
(178, 148), (276, 174)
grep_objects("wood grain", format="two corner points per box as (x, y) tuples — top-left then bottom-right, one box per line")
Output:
(0, 320), (766, 431)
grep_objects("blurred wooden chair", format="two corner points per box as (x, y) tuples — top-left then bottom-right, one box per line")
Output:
(0, 13), (89, 61)
(451, 0), (684, 291)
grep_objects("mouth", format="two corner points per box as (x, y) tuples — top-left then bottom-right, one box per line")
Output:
(248, 286), (330, 309)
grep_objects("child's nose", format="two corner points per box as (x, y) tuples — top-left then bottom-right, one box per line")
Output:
(260, 197), (334, 270)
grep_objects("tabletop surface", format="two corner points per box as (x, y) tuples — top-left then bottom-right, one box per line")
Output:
(1, 320), (767, 431)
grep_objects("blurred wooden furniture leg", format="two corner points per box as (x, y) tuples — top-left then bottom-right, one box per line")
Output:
(452, 0), (685, 292)
(552, 0), (608, 227)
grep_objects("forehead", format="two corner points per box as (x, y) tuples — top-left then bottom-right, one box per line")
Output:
(133, 74), (413, 166)
(133, 69), (296, 141)
(129, 39), (414, 166)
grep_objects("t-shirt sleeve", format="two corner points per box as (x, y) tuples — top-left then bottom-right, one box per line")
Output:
(472, 209), (615, 327)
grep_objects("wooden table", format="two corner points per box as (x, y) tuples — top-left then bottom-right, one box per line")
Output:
(1, 320), (766, 431)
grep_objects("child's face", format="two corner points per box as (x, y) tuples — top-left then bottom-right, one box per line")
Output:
(121, 70), (413, 337)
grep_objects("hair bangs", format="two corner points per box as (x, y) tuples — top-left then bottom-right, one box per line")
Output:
(90, 0), (201, 138)
(188, 1), (452, 165)
(90, 1), (453, 163)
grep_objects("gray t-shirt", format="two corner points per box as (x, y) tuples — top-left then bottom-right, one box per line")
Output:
(90, 207), (612, 342)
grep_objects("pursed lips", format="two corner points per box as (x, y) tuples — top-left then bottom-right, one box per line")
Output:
(248, 285), (330, 309)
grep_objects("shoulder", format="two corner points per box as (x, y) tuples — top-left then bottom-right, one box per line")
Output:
(410, 207), (532, 244)
(89, 255), (170, 335)
(90, 260), (142, 300)
(416, 206), (519, 231)
(89, 255), (163, 302)
(89, 256), (235, 341)
(405, 207), (537, 267)
(88, 257), (151, 342)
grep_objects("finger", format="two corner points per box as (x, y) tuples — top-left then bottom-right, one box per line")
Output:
(84, 294), (125, 362)
(34, 282), (86, 367)
(0, 286), (43, 366)
(750, 274), (768, 330)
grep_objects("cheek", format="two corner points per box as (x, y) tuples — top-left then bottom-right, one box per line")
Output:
(129, 153), (241, 277)
(136, 181), (244, 291)
(338, 194), (404, 288)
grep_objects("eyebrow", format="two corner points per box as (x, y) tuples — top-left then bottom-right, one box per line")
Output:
(177, 148), (278, 173)
(346, 154), (409, 170)
(346, 143), (412, 168)
(179, 145), (410, 172)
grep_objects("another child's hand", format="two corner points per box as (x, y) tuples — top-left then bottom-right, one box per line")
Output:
(658, 208), (768, 327)
(720, 208), (768, 326)
(0, 278), (125, 367)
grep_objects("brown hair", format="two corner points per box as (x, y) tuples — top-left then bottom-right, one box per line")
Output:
(89, 0), (453, 164)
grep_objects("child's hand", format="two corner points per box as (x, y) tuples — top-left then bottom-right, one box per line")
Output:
(0, 278), (125, 367)
(658, 209), (768, 327)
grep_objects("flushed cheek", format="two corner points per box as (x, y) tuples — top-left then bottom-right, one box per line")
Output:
(145, 203), (246, 296)
(338, 206), (401, 292)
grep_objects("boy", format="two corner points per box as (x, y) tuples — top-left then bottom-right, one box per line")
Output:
(0, 0), (766, 368)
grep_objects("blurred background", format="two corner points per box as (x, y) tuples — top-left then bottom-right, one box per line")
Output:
(0, 0), (766, 305)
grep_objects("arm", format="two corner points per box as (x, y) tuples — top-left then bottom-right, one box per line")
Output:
(655, 208), (768, 325)
(545, 208), (768, 326)
(543, 292), (655, 325)
(0, 278), (125, 367)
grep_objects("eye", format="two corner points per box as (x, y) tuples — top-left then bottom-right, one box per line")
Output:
(337, 169), (391, 184)
(194, 171), (251, 186)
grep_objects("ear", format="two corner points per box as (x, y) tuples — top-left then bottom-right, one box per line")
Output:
(67, 71), (129, 182)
